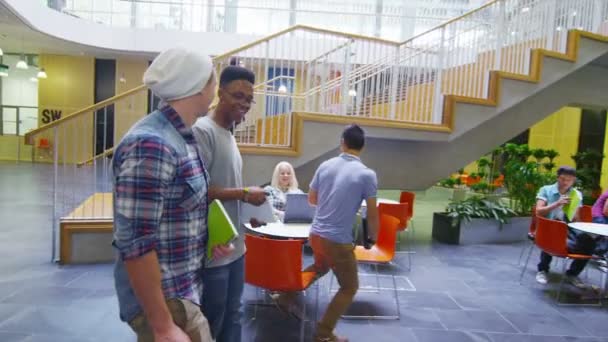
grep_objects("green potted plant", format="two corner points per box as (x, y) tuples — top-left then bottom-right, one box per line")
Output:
(572, 149), (604, 205)
(500, 143), (554, 215)
(432, 196), (518, 245)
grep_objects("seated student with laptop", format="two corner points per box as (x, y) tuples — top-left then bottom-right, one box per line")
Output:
(264, 161), (305, 221)
(244, 193), (315, 228)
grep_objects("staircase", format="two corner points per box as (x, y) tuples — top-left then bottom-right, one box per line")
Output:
(22, 0), (608, 263)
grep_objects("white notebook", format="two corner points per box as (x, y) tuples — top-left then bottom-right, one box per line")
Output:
(241, 200), (277, 224)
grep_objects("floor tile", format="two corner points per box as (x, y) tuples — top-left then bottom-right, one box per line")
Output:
(500, 312), (592, 337)
(375, 308), (445, 330)
(398, 291), (461, 310)
(0, 331), (30, 342)
(412, 328), (492, 342)
(435, 310), (518, 333)
(487, 332), (567, 341)
(0, 306), (108, 336)
(2, 286), (93, 306)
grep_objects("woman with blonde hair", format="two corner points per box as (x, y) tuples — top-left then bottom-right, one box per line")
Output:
(264, 161), (303, 221)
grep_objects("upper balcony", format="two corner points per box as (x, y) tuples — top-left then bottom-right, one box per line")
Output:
(49, 0), (487, 41)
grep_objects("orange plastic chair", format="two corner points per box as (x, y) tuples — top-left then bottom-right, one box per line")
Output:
(37, 138), (52, 160)
(244, 234), (317, 341)
(340, 214), (402, 320)
(518, 206), (537, 265)
(378, 203), (411, 268)
(519, 216), (599, 305)
(38, 138), (51, 149)
(580, 205), (593, 223)
(399, 191), (416, 239)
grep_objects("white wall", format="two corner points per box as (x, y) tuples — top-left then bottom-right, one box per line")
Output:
(3, 0), (258, 56)
(1, 55), (38, 135)
(1, 55), (38, 107)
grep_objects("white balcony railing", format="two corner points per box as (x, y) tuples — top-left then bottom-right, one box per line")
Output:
(27, 0), (608, 262)
(52, 0), (487, 41)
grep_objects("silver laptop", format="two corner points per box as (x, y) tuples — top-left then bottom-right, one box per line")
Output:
(284, 193), (316, 223)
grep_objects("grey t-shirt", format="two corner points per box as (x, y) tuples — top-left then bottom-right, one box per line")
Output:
(192, 114), (244, 268)
(310, 153), (378, 244)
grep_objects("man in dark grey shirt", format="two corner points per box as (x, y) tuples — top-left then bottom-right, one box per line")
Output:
(192, 66), (266, 342)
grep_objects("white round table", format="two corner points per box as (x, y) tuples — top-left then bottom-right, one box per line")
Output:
(569, 222), (608, 297)
(360, 198), (400, 207)
(568, 222), (608, 236)
(244, 221), (310, 239)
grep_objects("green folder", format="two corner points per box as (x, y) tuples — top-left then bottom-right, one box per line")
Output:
(562, 189), (581, 221)
(207, 199), (239, 260)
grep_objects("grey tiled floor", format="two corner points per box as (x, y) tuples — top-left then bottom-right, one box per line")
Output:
(1, 162), (608, 341)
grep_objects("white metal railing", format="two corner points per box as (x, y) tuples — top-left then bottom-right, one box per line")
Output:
(26, 0), (608, 262)
(52, 0), (487, 41)
(337, 0), (608, 123)
(211, 26), (401, 147)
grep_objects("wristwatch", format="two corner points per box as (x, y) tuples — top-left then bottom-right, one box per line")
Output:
(243, 187), (250, 202)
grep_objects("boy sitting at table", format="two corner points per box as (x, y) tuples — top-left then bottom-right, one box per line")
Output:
(535, 166), (596, 288)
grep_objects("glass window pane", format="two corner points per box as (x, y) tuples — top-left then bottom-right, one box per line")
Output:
(3, 108), (18, 135)
(19, 108), (38, 136)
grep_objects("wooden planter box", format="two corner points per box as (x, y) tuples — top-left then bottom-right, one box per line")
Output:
(432, 213), (531, 245)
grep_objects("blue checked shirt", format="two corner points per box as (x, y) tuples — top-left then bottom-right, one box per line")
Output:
(112, 105), (209, 323)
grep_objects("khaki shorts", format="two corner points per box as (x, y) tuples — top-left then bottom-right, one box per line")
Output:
(128, 298), (213, 342)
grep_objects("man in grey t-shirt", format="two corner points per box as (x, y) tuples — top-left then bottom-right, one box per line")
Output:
(276, 124), (379, 342)
(192, 66), (266, 342)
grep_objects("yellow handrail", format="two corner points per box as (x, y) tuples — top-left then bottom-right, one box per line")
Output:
(213, 24), (400, 62)
(77, 147), (115, 167)
(25, 25), (398, 145)
(24, 85), (147, 144)
(397, 0), (499, 47)
(29, 0), (503, 154)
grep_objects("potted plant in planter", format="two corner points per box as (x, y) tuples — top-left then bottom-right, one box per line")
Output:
(432, 196), (517, 245)
(498, 144), (557, 236)
(432, 144), (558, 245)
(572, 149), (604, 205)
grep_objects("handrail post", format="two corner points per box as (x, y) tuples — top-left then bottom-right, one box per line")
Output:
(389, 46), (400, 120)
(261, 41), (269, 145)
(432, 26), (446, 124)
(488, 0), (506, 99)
(592, 0), (602, 34)
(52, 127), (59, 263)
(494, 0), (505, 70)
(340, 40), (353, 115)
(545, 0), (557, 50)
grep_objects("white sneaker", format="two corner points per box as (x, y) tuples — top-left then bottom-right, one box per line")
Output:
(536, 271), (548, 284)
(566, 275), (587, 289)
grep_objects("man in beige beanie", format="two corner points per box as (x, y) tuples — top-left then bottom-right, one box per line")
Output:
(112, 47), (223, 342)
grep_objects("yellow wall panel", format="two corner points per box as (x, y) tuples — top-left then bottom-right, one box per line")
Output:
(529, 106), (580, 168)
(114, 58), (149, 143)
(0, 136), (34, 161)
(600, 117), (608, 191)
(37, 54), (95, 164)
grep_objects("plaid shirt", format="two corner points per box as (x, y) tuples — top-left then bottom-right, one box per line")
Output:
(112, 106), (209, 322)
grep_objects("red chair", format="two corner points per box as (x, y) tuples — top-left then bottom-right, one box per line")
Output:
(518, 206), (537, 265)
(37, 137), (52, 160)
(338, 214), (402, 320)
(519, 216), (599, 305)
(378, 203), (411, 269)
(580, 205), (593, 223)
(399, 191), (416, 240)
(245, 234), (317, 341)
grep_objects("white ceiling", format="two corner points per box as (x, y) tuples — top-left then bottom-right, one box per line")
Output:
(0, 2), (153, 59)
